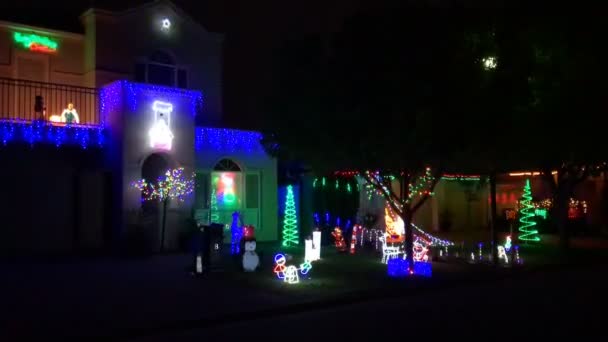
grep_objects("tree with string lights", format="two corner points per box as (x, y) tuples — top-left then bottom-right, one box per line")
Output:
(132, 167), (194, 252)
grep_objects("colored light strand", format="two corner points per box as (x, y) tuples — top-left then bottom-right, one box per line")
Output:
(0, 119), (105, 149)
(195, 128), (265, 153)
(131, 167), (194, 202)
(282, 185), (299, 247)
(441, 174), (481, 181)
(385, 203), (454, 247)
(518, 179), (541, 242)
(231, 211), (242, 255)
(210, 188), (219, 223)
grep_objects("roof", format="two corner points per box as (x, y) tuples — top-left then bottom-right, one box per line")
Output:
(0, 0), (223, 34)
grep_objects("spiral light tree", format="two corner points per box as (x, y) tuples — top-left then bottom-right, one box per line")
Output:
(518, 179), (541, 242)
(282, 185), (299, 247)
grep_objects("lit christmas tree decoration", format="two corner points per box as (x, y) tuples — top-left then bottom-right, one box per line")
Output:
(230, 211), (243, 255)
(282, 185), (299, 247)
(210, 189), (219, 223)
(518, 179), (541, 242)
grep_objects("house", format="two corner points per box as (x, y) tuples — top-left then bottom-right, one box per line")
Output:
(0, 0), (278, 255)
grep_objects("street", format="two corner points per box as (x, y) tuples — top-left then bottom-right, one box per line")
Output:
(132, 264), (608, 340)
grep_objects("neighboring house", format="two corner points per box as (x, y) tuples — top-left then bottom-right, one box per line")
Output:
(0, 0), (278, 255)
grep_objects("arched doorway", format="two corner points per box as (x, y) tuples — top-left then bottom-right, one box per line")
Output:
(210, 159), (243, 228)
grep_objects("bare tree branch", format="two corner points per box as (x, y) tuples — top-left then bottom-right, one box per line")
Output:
(360, 172), (404, 216)
(411, 174), (441, 213)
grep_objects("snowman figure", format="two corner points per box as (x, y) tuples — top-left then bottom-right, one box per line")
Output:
(242, 239), (260, 272)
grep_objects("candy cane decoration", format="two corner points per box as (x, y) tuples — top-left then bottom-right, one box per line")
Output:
(350, 225), (360, 254)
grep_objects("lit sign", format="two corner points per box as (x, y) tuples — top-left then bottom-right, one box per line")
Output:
(148, 100), (174, 150)
(13, 32), (58, 53)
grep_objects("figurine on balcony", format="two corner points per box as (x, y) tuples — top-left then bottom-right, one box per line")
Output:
(61, 102), (80, 124)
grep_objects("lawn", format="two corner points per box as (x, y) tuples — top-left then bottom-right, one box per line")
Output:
(214, 237), (608, 305)
(220, 241), (516, 302)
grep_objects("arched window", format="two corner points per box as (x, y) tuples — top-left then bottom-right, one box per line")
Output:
(213, 158), (242, 172)
(135, 50), (188, 88)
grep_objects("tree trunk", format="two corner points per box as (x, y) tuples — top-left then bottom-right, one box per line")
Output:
(161, 199), (168, 252)
(403, 211), (414, 268)
(554, 189), (570, 251)
(489, 172), (498, 265)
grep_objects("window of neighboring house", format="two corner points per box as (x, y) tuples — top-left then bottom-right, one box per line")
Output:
(134, 50), (188, 88)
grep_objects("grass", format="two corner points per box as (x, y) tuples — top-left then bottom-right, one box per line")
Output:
(216, 239), (608, 304)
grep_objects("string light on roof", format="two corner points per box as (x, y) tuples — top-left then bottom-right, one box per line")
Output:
(442, 174), (481, 181)
(0, 119), (105, 149)
(195, 128), (265, 153)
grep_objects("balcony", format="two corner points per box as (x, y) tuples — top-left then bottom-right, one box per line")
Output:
(0, 78), (105, 148)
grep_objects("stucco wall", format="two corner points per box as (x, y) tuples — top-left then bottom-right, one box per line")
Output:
(0, 146), (107, 256)
(194, 133), (278, 242)
(84, 3), (223, 125)
(103, 81), (199, 251)
(0, 24), (85, 85)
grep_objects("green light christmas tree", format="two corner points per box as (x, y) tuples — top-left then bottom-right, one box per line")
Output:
(210, 188), (219, 223)
(518, 179), (541, 242)
(282, 185), (299, 247)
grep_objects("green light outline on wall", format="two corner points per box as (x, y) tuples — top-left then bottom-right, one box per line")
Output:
(13, 31), (58, 52)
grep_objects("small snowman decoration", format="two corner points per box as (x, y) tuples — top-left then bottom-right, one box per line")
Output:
(242, 239), (260, 272)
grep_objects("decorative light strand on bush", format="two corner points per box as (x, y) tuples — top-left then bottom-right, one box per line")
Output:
(131, 167), (194, 202)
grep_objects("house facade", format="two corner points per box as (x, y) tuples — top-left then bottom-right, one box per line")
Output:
(0, 1), (278, 255)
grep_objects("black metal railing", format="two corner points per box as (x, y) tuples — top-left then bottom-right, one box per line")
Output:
(0, 77), (101, 125)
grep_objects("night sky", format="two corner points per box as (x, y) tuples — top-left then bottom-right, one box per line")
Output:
(0, 0), (361, 129)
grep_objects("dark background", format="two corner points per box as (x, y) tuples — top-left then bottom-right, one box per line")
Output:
(0, 0), (362, 130)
